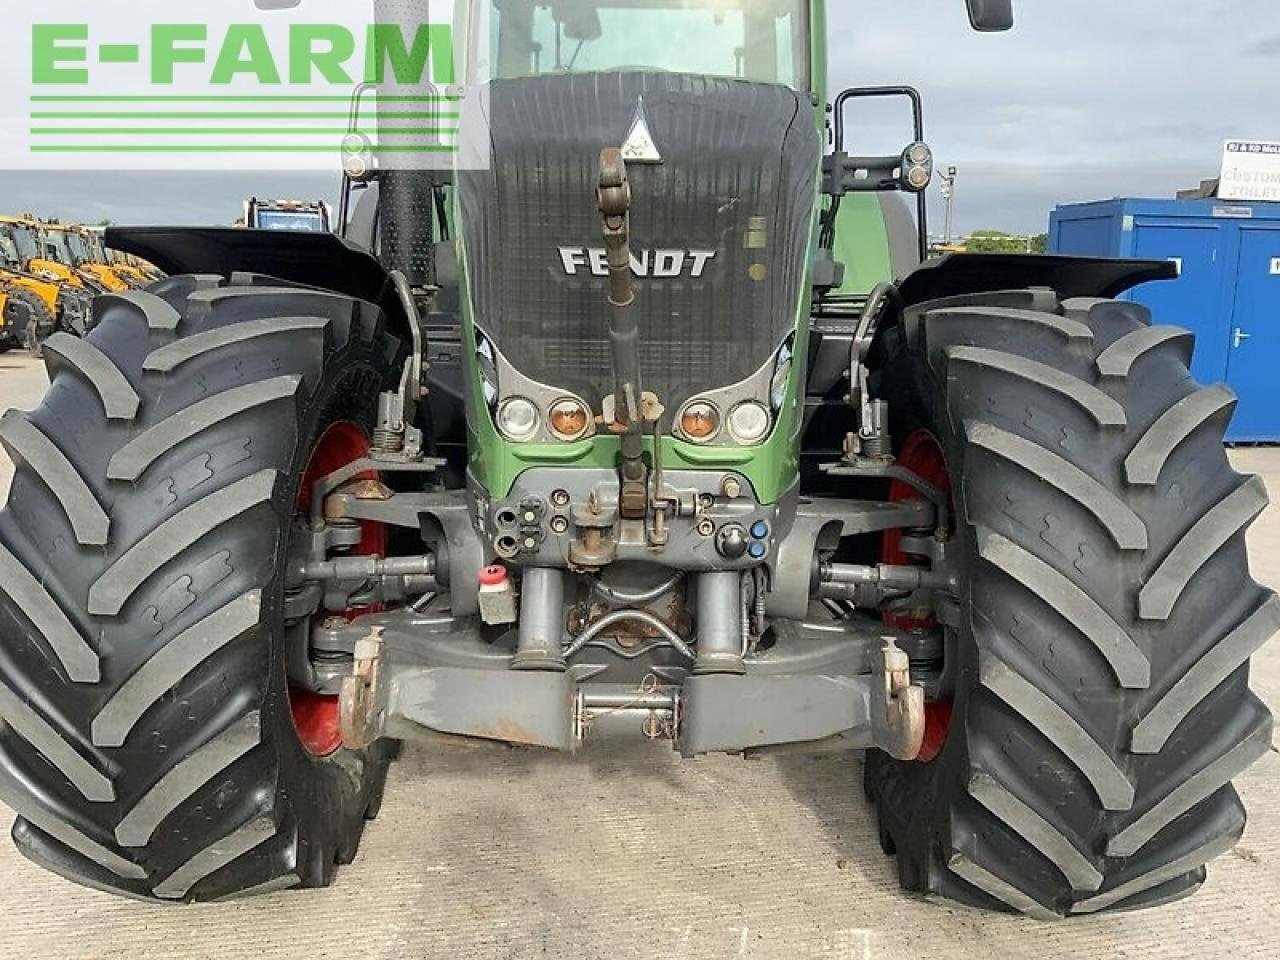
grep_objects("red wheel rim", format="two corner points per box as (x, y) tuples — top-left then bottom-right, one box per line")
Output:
(881, 429), (953, 763)
(289, 421), (386, 758)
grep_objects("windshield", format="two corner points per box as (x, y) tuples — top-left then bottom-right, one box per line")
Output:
(65, 232), (91, 264)
(256, 210), (328, 233)
(3, 224), (40, 263)
(80, 233), (106, 261)
(42, 229), (75, 265)
(483, 0), (808, 89)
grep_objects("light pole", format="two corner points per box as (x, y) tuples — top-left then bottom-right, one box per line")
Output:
(941, 166), (958, 245)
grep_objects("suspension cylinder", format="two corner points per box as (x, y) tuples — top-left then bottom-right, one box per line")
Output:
(513, 567), (568, 671)
(694, 572), (746, 675)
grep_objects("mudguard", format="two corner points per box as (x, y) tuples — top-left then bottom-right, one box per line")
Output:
(105, 225), (401, 322)
(897, 252), (1178, 306)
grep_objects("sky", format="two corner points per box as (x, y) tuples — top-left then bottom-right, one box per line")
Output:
(0, 0), (1272, 237)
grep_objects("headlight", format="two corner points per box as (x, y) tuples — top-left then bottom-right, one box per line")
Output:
(496, 397), (539, 441)
(678, 401), (721, 443)
(342, 133), (374, 181)
(548, 398), (590, 441)
(727, 401), (771, 445)
(900, 142), (934, 193)
(770, 341), (793, 412)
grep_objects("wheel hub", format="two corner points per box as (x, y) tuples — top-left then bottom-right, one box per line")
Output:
(882, 429), (953, 763)
(290, 421), (386, 757)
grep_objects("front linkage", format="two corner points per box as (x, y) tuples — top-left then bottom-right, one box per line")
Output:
(293, 155), (947, 762)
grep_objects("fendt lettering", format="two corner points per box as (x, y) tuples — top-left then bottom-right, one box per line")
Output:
(558, 246), (717, 279)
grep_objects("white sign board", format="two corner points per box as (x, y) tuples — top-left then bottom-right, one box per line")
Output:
(1220, 141), (1280, 202)
(0, 1), (490, 171)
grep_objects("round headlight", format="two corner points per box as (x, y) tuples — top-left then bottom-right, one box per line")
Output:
(770, 342), (793, 412)
(906, 142), (932, 166)
(548, 398), (590, 440)
(679, 401), (721, 443)
(343, 154), (369, 180)
(342, 134), (374, 181)
(497, 397), (539, 441)
(727, 401), (771, 445)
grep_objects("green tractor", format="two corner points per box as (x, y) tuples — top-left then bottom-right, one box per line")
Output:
(0, 0), (1273, 919)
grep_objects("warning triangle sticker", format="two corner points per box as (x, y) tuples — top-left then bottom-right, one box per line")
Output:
(621, 98), (662, 164)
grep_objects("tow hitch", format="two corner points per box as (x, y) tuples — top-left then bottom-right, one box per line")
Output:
(334, 610), (926, 759)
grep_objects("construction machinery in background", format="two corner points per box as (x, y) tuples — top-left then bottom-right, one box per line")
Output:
(0, 0), (1273, 921)
(77, 227), (154, 289)
(6, 215), (105, 293)
(0, 289), (32, 353)
(0, 216), (93, 354)
(38, 222), (139, 293)
(243, 197), (333, 233)
(86, 230), (164, 286)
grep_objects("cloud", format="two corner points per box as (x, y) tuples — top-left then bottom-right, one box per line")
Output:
(829, 0), (1273, 231)
(1246, 34), (1280, 55)
(0, 172), (340, 227)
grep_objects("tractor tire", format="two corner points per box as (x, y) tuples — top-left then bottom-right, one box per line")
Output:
(865, 288), (1276, 919)
(0, 285), (55, 358)
(0, 274), (402, 901)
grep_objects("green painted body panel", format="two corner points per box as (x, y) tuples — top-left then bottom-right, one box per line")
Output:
(457, 188), (815, 506)
(810, 0), (828, 105)
(456, 0), (894, 505)
(832, 194), (894, 295)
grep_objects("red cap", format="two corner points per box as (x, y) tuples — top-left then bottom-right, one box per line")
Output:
(479, 564), (508, 587)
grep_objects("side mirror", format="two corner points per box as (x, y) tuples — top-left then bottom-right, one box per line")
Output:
(965, 0), (1014, 32)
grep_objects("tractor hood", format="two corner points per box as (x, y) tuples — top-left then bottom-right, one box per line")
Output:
(457, 72), (821, 415)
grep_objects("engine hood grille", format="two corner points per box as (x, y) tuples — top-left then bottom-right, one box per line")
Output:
(458, 72), (820, 410)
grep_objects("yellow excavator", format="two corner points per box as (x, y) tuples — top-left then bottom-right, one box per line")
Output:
(0, 217), (94, 354)
(0, 289), (33, 353)
(84, 226), (162, 286)
(37, 221), (135, 292)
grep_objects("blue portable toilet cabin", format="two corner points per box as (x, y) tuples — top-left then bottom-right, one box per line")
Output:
(1049, 197), (1280, 442)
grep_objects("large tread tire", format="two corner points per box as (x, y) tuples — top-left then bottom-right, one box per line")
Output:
(866, 288), (1276, 919)
(0, 273), (401, 901)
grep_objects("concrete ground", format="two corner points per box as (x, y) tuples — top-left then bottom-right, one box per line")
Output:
(0, 352), (1276, 960)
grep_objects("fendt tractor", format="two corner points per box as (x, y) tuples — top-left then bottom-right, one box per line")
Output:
(0, 0), (1273, 919)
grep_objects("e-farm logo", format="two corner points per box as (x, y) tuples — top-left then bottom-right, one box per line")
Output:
(2, 0), (486, 171)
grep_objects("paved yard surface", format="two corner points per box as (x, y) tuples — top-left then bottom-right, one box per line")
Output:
(0, 353), (1276, 960)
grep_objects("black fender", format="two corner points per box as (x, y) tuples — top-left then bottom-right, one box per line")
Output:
(896, 252), (1178, 307)
(104, 226), (410, 338)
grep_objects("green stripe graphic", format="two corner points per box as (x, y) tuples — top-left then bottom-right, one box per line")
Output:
(31, 128), (459, 136)
(31, 145), (459, 153)
(31, 112), (460, 120)
(30, 95), (460, 103)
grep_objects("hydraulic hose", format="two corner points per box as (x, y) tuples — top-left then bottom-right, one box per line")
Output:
(563, 610), (695, 661)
